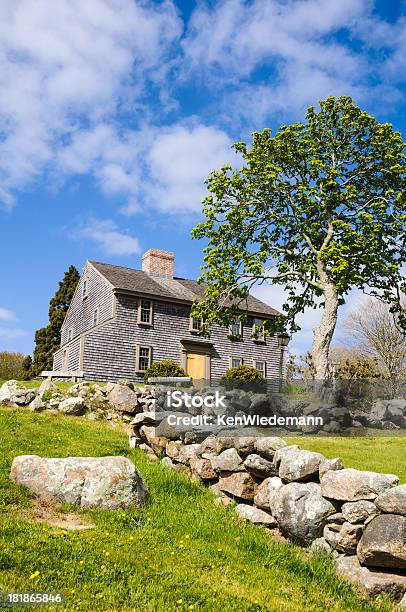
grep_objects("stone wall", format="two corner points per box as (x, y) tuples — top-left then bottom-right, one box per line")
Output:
(1, 378), (405, 603)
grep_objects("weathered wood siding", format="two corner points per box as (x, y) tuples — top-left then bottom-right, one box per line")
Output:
(77, 293), (284, 383)
(53, 262), (114, 372)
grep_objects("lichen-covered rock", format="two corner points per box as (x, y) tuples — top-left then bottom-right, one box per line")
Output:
(278, 449), (324, 483)
(319, 457), (344, 479)
(357, 514), (406, 569)
(320, 468), (398, 501)
(335, 555), (406, 600)
(244, 454), (274, 478)
(323, 522), (363, 554)
(38, 377), (57, 398)
(190, 456), (217, 481)
(218, 472), (257, 501)
(58, 397), (86, 416)
(375, 484), (406, 516)
(269, 482), (336, 545)
(254, 437), (287, 460)
(211, 448), (244, 472)
(341, 500), (379, 524)
(10, 455), (148, 509)
(107, 384), (140, 414)
(254, 476), (284, 509)
(177, 444), (201, 465)
(29, 396), (47, 412)
(235, 504), (277, 526)
(233, 437), (256, 457)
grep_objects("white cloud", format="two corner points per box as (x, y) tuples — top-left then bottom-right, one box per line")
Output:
(74, 218), (141, 256)
(0, 328), (26, 339)
(143, 124), (235, 213)
(0, 308), (17, 322)
(183, 0), (401, 124)
(0, 0), (182, 209)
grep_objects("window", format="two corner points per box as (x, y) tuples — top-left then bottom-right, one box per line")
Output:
(189, 317), (202, 333)
(82, 279), (88, 299)
(254, 360), (266, 377)
(67, 327), (73, 342)
(92, 308), (98, 326)
(62, 350), (68, 370)
(137, 299), (153, 325)
(136, 345), (152, 372)
(230, 356), (243, 368)
(252, 318), (265, 342)
(229, 320), (242, 338)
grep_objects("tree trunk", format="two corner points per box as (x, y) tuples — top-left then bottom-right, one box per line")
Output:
(311, 282), (339, 380)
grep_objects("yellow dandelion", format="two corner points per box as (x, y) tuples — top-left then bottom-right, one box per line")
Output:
(29, 570), (40, 580)
(79, 560), (84, 565)
(105, 551), (110, 556)
(176, 599), (183, 604)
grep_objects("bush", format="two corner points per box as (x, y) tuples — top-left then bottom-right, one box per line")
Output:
(220, 364), (265, 385)
(144, 360), (186, 383)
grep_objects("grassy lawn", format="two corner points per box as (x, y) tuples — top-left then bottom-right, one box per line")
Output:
(0, 407), (394, 612)
(288, 435), (406, 484)
(0, 380), (107, 392)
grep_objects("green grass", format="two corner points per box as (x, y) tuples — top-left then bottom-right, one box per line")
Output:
(0, 407), (393, 612)
(288, 435), (406, 483)
(0, 380), (107, 392)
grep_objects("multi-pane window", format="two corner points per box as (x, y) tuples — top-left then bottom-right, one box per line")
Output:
(254, 360), (266, 377)
(138, 299), (153, 325)
(231, 357), (243, 368)
(82, 279), (87, 298)
(190, 317), (202, 332)
(229, 320), (242, 338)
(67, 327), (73, 342)
(252, 318), (265, 342)
(136, 345), (152, 372)
(92, 308), (98, 326)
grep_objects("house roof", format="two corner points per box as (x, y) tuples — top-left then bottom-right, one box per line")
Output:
(89, 260), (280, 318)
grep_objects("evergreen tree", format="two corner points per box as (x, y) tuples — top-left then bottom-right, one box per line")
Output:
(31, 266), (80, 376)
(20, 355), (33, 380)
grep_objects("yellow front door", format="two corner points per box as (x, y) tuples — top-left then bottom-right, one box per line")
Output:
(187, 353), (206, 380)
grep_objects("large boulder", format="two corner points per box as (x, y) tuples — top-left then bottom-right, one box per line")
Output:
(0, 381), (35, 406)
(218, 472), (257, 501)
(58, 397), (86, 416)
(107, 384), (140, 414)
(278, 449), (324, 483)
(357, 514), (406, 569)
(10, 455), (149, 509)
(269, 482), (336, 545)
(320, 468), (398, 501)
(375, 484), (406, 516)
(28, 396), (47, 413)
(335, 555), (406, 600)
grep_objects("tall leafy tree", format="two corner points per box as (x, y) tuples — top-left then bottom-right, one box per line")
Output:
(192, 97), (406, 379)
(31, 266), (80, 376)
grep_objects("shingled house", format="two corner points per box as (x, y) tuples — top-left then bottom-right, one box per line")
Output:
(53, 248), (286, 383)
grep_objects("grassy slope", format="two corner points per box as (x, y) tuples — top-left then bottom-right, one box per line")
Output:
(0, 408), (393, 612)
(288, 436), (406, 483)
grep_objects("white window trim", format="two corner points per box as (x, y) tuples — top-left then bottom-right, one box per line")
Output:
(92, 308), (99, 327)
(189, 317), (202, 333)
(253, 359), (266, 376)
(252, 319), (265, 342)
(229, 356), (243, 368)
(67, 327), (73, 342)
(135, 344), (153, 373)
(137, 299), (153, 326)
(228, 320), (243, 338)
(82, 278), (88, 300)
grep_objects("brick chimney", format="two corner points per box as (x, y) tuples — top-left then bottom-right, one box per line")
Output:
(142, 248), (174, 278)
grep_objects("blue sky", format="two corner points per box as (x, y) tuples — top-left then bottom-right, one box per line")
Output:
(1, 0), (405, 358)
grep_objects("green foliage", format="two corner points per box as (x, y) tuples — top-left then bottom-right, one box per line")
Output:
(0, 352), (29, 381)
(31, 265), (80, 376)
(220, 364), (264, 384)
(144, 359), (186, 383)
(41, 389), (53, 402)
(19, 355), (32, 380)
(0, 407), (394, 611)
(191, 96), (406, 370)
